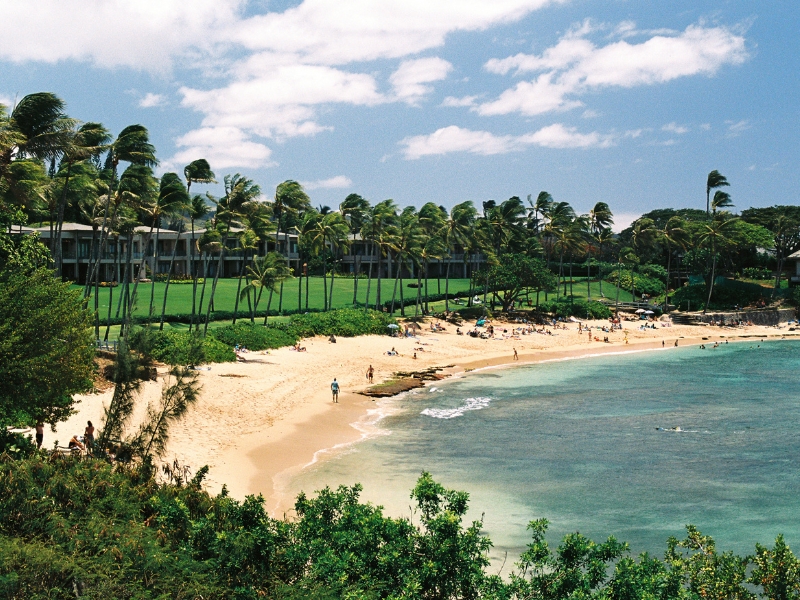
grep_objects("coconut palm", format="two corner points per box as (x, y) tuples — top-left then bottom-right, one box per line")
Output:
(238, 252), (293, 324)
(184, 159), (216, 195)
(700, 215), (739, 312)
(231, 228), (259, 325)
(441, 201), (477, 311)
(340, 193), (371, 306)
(706, 170), (729, 219)
(296, 209), (321, 311)
(418, 202), (447, 312)
(660, 216), (687, 311)
(310, 211), (350, 310)
(87, 125), (157, 300)
(204, 174), (260, 335)
(527, 191), (554, 236)
(628, 218), (658, 301)
(187, 194), (210, 332)
(144, 173), (190, 319)
(195, 227), (222, 330)
(361, 200), (398, 311)
(272, 180), (310, 312)
(389, 206), (423, 315)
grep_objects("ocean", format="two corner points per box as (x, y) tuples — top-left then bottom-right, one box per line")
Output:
(286, 340), (800, 560)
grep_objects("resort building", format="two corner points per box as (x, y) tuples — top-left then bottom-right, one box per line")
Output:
(34, 223), (484, 283)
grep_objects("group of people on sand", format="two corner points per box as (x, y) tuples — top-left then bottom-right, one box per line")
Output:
(32, 421), (94, 453)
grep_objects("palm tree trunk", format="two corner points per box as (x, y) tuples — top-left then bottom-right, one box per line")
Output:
(203, 233), (228, 336)
(352, 246), (360, 306)
(423, 258), (429, 313)
(390, 254), (402, 314)
(328, 246), (336, 310)
(119, 237), (134, 324)
(53, 161), (73, 278)
(614, 257), (622, 316)
(232, 249), (249, 325)
(444, 258), (451, 312)
(159, 234), (182, 330)
(664, 246), (672, 313)
(104, 236), (120, 340)
(322, 247), (329, 311)
(772, 252), (783, 300)
(364, 242), (374, 311)
(305, 268), (309, 310)
(149, 227), (161, 317)
(197, 254), (209, 327)
(587, 258), (591, 300)
(298, 259), (303, 312)
(375, 248), (383, 310)
(264, 287), (274, 325)
(189, 220), (198, 332)
(125, 223), (157, 334)
(704, 252), (717, 313)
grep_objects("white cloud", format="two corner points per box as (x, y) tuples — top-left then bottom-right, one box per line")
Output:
(478, 23), (748, 117)
(700, 123), (712, 131)
(390, 57), (452, 103)
(0, 0), (241, 72)
(168, 126), (275, 170)
(400, 123), (612, 159)
(662, 122), (689, 134)
(139, 93), (166, 108)
(301, 175), (353, 190)
(611, 212), (641, 233)
(0, 93), (13, 109)
(442, 95), (479, 107)
(582, 109), (600, 118)
(179, 64), (383, 139)
(726, 119), (751, 135)
(519, 123), (613, 148)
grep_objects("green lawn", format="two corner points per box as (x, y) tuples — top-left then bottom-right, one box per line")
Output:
(77, 276), (474, 318)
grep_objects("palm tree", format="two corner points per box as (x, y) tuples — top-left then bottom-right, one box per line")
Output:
(310, 211), (350, 310)
(706, 170), (729, 219)
(296, 209), (321, 311)
(586, 202), (614, 299)
(628, 218), (657, 302)
(272, 180), (310, 312)
(660, 216), (687, 312)
(593, 227), (615, 298)
(238, 252), (293, 324)
(441, 201), (477, 312)
(146, 173), (190, 319)
(360, 200), (398, 311)
(389, 206), (423, 315)
(87, 125), (158, 304)
(52, 122), (111, 277)
(195, 227), (222, 330)
(204, 174), (260, 334)
(340, 193), (371, 306)
(187, 194), (210, 332)
(231, 227), (259, 325)
(184, 159), (216, 195)
(701, 215), (739, 312)
(418, 202), (447, 312)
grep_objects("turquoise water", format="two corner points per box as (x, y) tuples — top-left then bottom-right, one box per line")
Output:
(287, 341), (800, 559)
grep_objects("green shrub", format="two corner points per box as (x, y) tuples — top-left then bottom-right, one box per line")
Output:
(289, 308), (395, 337)
(742, 267), (772, 280)
(212, 323), (299, 350)
(537, 299), (613, 319)
(671, 280), (768, 311)
(131, 328), (235, 364)
(607, 270), (665, 297)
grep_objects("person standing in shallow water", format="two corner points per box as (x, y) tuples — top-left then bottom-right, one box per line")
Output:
(366, 365), (374, 383)
(331, 378), (340, 403)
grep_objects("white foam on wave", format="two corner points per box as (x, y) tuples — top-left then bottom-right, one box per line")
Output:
(421, 396), (492, 419)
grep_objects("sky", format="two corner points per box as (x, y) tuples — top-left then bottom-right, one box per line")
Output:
(1, 0), (798, 230)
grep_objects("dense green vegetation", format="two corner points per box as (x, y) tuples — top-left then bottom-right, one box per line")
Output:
(2, 449), (800, 599)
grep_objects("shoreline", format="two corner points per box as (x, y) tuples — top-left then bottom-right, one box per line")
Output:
(244, 327), (800, 516)
(54, 320), (799, 515)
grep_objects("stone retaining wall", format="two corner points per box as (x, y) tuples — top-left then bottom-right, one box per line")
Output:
(693, 308), (796, 326)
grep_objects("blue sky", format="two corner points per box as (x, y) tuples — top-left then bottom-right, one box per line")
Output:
(1, 0), (797, 229)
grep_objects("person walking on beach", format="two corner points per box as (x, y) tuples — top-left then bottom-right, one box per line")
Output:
(366, 364), (374, 383)
(84, 421), (95, 452)
(35, 422), (44, 449)
(331, 378), (340, 403)
(513, 347), (518, 361)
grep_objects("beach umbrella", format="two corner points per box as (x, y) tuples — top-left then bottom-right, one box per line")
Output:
(644, 310), (655, 315)
(387, 324), (399, 329)
(635, 308), (646, 314)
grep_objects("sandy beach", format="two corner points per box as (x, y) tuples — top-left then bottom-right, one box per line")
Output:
(52, 317), (799, 515)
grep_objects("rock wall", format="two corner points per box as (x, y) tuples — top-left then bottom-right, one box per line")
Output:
(693, 308), (796, 326)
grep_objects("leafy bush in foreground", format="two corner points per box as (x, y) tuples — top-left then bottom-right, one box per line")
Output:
(1, 453), (799, 599)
